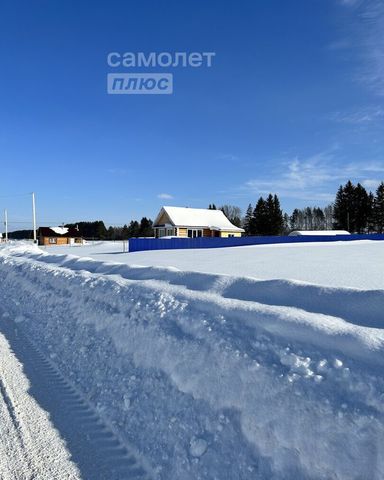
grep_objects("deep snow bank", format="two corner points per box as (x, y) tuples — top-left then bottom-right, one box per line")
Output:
(47, 239), (384, 289)
(1, 243), (384, 479)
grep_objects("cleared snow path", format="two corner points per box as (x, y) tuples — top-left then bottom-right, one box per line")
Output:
(0, 315), (152, 480)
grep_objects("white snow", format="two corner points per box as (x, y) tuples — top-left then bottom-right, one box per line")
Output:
(155, 206), (244, 232)
(0, 325), (81, 479)
(288, 229), (350, 236)
(189, 437), (208, 458)
(49, 226), (69, 235)
(1, 240), (384, 479)
(47, 239), (384, 289)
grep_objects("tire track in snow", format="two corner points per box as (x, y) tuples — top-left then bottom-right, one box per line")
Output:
(0, 317), (153, 480)
(0, 377), (35, 479)
(0, 328), (81, 480)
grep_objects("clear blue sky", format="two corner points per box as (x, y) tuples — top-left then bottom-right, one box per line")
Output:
(1, 0), (383, 229)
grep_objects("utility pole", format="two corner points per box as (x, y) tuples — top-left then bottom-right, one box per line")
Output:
(32, 192), (37, 243)
(4, 209), (8, 242)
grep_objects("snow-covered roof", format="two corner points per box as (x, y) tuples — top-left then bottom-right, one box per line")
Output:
(154, 206), (244, 232)
(289, 230), (350, 236)
(38, 226), (81, 238)
(49, 227), (69, 235)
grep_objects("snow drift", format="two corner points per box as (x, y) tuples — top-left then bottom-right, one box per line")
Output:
(1, 243), (384, 479)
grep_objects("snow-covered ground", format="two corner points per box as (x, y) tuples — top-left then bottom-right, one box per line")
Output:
(46, 239), (384, 289)
(0, 325), (81, 479)
(1, 240), (384, 479)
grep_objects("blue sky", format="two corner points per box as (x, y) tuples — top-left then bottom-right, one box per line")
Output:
(1, 0), (383, 229)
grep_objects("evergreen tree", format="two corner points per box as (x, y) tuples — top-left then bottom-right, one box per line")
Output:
(251, 194), (284, 235)
(121, 224), (129, 239)
(65, 221), (108, 239)
(243, 203), (254, 236)
(374, 182), (384, 233)
(127, 220), (140, 238)
(367, 192), (375, 233)
(107, 226), (115, 240)
(354, 183), (370, 233)
(253, 197), (269, 235)
(290, 209), (300, 230)
(334, 183), (353, 231)
(95, 221), (108, 239)
(139, 217), (154, 237)
(334, 181), (370, 233)
(270, 194), (284, 235)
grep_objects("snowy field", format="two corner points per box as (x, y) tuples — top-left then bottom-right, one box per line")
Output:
(48, 239), (384, 289)
(0, 240), (384, 479)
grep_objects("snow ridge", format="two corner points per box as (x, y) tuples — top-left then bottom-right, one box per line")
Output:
(1, 244), (384, 479)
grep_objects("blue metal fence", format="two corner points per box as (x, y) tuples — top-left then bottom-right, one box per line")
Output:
(129, 233), (384, 252)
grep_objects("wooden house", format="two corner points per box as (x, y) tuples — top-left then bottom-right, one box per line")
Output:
(153, 206), (244, 238)
(38, 226), (84, 246)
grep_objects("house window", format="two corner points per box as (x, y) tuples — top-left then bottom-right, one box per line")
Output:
(49, 238), (57, 244)
(166, 228), (173, 236)
(228, 234), (235, 238)
(187, 229), (203, 238)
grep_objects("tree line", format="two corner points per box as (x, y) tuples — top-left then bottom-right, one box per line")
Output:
(239, 180), (384, 236)
(333, 181), (384, 233)
(8, 218), (154, 240)
(65, 218), (154, 240)
(7, 180), (384, 240)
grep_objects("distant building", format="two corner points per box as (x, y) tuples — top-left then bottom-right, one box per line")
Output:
(153, 206), (244, 238)
(38, 226), (84, 246)
(288, 230), (350, 236)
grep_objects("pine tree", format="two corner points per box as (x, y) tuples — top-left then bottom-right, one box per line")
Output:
(290, 209), (300, 230)
(367, 192), (375, 233)
(334, 183), (353, 231)
(139, 217), (154, 237)
(243, 204), (254, 236)
(128, 220), (140, 238)
(107, 226), (115, 240)
(270, 194), (284, 235)
(251, 194), (284, 235)
(334, 181), (370, 233)
(121, 224), (129, 239)
(354, 183), (370, 233)
(374, 182), (384, 233)
(253, 197), (269, 235)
